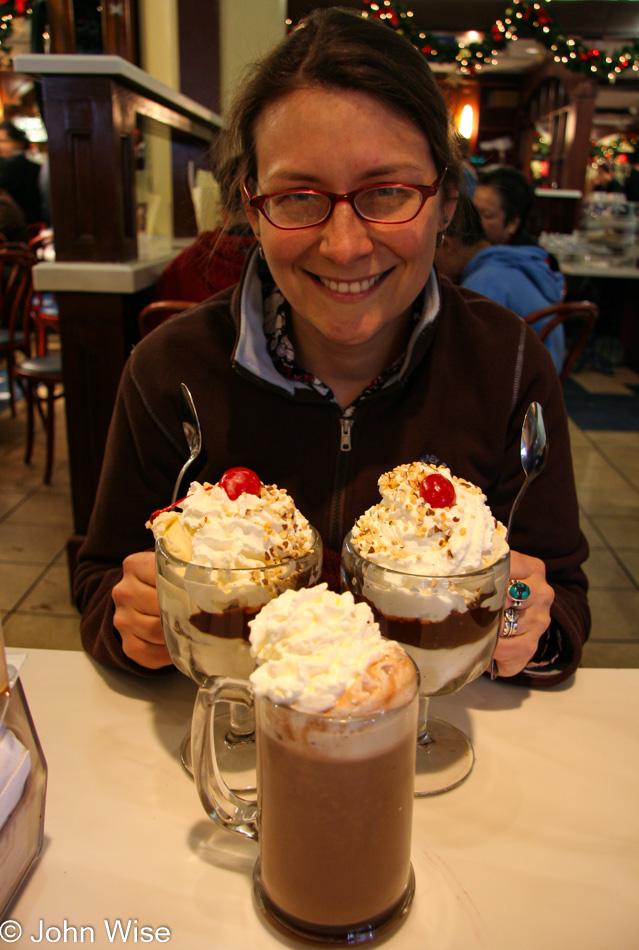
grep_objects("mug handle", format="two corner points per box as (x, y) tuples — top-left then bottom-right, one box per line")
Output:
(191, 676), (259, 841)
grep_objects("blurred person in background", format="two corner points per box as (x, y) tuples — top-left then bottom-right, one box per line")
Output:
(154, 158), (255, 303)
(590, 160), (624, 195)
(0, 120), (42, 225)
(436, 198), (565, 373)
(624, 148), (639, 202)
(473, 166), (542, 247)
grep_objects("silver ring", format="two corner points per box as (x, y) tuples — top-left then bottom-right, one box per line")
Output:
(501, 606), (521, 637)
(508, 579), (531, 609)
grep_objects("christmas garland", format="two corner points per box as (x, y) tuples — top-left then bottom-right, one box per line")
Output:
(362, 0), (639, 83)
(0, 0), (32, 52)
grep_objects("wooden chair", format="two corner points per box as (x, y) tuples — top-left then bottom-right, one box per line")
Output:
(525, 300), (599, 386)
(14, 306), (64, 484)
(138, 299), (196, 338)
(25, 221), (48, 244)
(0, 247), (36, 416)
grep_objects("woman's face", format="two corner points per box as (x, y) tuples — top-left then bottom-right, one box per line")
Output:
(246, 87), (456, 355)
(473, 184), (519, 244)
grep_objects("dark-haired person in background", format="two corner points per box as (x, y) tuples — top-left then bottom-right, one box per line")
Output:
(435, 199), (565, 373)
(624, 148), (639, 202)
(0, 120), (43, 225)
(472, 166), (538, 246)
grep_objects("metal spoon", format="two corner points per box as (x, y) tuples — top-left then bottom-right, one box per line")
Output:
(491, 401), (548, 679)
(170, 383), (202, 504)
(506, 401), (548, 540)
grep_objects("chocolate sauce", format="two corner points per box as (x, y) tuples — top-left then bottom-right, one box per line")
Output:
(188, 606), (257, 641)
(365, 599), (500, 650)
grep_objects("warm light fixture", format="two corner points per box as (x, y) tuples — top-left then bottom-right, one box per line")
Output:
(458, 104), (474, 139)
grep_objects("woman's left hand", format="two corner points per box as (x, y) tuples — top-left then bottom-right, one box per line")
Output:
(492, 550), (554, 678)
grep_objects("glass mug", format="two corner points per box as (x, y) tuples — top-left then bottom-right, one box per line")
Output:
(191, 674), (419, 945)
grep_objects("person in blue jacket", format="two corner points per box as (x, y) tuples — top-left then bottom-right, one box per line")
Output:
(436, 198), (566, 373)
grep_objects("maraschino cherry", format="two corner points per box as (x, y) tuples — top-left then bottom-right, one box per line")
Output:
(419, 472), (456, 508)
(219, 467), (262, 500)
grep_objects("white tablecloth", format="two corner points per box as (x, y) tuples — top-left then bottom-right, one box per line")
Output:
(5, 651), (639, 949)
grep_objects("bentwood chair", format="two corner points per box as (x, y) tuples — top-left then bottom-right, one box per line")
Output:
(138, 299), (196, 338)
(0, 247), (36, 416)
(525, 300), (599, 387)
(14, 305), (64, 484)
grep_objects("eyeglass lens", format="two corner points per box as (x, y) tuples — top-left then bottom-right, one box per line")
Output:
(263, 186), (424, 228)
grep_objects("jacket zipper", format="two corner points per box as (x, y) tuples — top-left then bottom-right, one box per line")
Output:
(329, 408), (355, 551)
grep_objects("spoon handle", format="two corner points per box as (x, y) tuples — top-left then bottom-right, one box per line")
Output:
(171, 453), (195, 505)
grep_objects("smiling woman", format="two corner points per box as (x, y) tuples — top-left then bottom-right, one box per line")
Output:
(74, 7), (590, 691)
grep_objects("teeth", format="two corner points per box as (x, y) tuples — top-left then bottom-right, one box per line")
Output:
(319, 274), (382, 294)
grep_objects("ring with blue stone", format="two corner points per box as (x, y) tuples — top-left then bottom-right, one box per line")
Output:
(508, 579), (531, 608)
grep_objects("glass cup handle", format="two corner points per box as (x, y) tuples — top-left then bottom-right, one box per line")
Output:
(191, 676), (258, 841)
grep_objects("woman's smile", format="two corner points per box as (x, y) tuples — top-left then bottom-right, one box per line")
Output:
(312, 269), (389, 297)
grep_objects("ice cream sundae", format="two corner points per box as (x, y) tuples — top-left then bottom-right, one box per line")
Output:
(342, 461), (509, 695)
(149, 468), (322, 683)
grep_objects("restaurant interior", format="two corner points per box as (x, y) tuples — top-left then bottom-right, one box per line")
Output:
(0, 2), (637, 653)
(0, 1), (638, 944)
(2, 0), (635, 667)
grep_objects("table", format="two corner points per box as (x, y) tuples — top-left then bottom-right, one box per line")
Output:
(5, 651), (639, 949)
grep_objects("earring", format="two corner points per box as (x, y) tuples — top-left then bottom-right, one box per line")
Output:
(436, 231), (445, 248)
(257, 243), (265, 259)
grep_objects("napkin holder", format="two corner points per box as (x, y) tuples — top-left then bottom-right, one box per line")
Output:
(0, 654), (47, 920)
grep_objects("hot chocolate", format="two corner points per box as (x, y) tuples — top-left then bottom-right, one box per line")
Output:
(256, 704), (415, 930)
(247, 585), (418, 934)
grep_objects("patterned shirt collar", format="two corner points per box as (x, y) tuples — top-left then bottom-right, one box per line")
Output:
(257, 256), (425, 405)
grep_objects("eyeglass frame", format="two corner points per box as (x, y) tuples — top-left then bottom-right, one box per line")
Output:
(241, 167), (447, 230)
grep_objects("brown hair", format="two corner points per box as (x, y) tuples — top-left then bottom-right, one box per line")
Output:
(216, 7), (461, 221)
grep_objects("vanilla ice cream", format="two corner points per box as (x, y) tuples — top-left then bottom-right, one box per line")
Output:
(150, 474), (322, 682)
(249, 584), (417, 717)
(343, 462), (509, 695)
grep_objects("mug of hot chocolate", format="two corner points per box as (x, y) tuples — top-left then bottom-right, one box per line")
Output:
(191, 584), (419, 945)
(148, 468), (322, 774)
(341, 461), (509, 796)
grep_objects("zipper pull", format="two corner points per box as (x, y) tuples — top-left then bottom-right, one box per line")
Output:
(340, 416), (352, 452)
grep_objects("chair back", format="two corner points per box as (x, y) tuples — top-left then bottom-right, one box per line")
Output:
(138, 300), (196, 338)
(0, 247), (35, 346)
(524, 300), (599, 386)
(28, 231), (55, 261)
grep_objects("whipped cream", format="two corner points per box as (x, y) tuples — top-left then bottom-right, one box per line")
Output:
(351, 462), (508, 576)
(249, 585), (416, 715)
(148, 479), (315, 568)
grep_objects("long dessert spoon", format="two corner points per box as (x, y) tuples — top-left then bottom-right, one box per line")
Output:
(171, 383), (202, 505)
(491, 401), (548, 679)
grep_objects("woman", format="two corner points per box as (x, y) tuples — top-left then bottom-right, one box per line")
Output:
(74, 8), (589, 686)
(436, 199), (566, 373)
(472, 166), (537, 247)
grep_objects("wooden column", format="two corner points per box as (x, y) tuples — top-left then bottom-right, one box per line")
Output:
(15, 55), (220, 541)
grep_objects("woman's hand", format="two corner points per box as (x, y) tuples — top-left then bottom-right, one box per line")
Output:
(492, 550), (554, 678)
(112, 552), (172, 669)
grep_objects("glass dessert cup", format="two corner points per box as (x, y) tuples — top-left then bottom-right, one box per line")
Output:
(341, 533), (509, 796)
(155, 528), (323, 783)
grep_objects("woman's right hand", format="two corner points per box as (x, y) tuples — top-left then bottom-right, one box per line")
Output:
(112, 552), (172, 669)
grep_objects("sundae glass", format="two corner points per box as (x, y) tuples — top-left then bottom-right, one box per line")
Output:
(341, 462), (509, 795)
(149, 468), (323, 779)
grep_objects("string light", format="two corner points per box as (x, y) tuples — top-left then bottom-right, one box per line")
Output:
(355, 0), (639, 81)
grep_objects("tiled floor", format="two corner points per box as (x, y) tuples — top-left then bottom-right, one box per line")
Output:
(1, 382), (638, 668)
